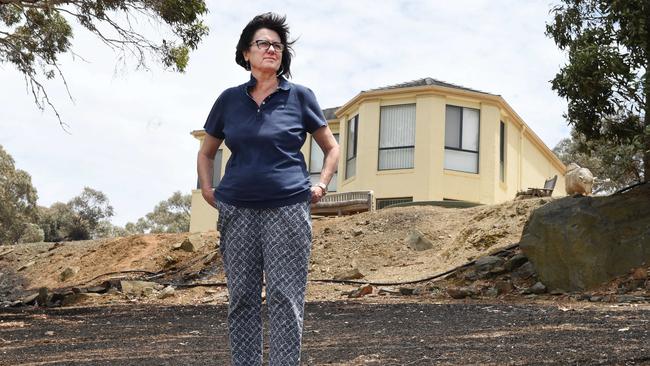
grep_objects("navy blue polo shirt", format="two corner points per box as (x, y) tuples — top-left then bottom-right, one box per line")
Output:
(203, 75), (327, 208)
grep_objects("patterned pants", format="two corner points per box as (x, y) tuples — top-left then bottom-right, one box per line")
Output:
(216, 200), (312, 366)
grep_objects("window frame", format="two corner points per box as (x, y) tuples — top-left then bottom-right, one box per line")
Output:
(444, 105), (480, 174)
(377, 104), (416, 171)
(345, 115), (358, 179)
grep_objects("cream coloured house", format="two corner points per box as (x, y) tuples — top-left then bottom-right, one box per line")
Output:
(189, 78), (566, 232)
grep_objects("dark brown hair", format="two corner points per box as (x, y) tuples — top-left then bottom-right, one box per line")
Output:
(235, 13), (296, 78)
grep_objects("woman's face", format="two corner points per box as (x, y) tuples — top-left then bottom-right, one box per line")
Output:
(244, 28), (283, 75)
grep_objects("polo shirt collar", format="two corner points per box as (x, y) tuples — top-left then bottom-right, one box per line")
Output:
(245, 74), (291, 91)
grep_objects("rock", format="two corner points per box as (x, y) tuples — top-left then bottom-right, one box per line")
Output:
(333, 268), (364, 281)
(494, 280), (514, 295)
(37, 287), (49, 306)
(17, 261), (35, 271)
(120, 281), (161, 297)
(406, 230), (434, 251)
(511, 262), (536, 281)
(45, 331), (54, 336)
(473, 256), (506, 278)
(504, 254), (528, 272)
(86, 285), (107, 294)
(398, 287), (415, 295)
(164, 256), (178, 266)
(520, 184), (650, 291)
(172, 243), (183, 250)
(62, 293), (102, 306)
(378, 287), (400, 295)
(565, 163), (594, 196)
(21, 292), (39, 305)
(484, 287), (500, 298)
(179, 234), (205, 252)
(347, 284), (373, 298)
(323, 227), (332, 234)
(59, 267), (80, 281)
(158, 286), (176, 299)
(447, 287), (475, 299)
(353, 229), (364, 237)
(528, 282), (547, 294)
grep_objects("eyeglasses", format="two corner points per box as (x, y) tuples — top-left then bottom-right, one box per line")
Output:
(251, 40), (284, 53)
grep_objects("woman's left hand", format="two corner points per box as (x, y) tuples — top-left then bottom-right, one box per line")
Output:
(310, 186), (325, 204)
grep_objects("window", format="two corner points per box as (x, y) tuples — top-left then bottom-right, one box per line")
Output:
(444, 105), (480, 174)
(309, 134), (339, 191)
(345, 115), (358, 179)
(499, 121), (506, 182)
(376, 197), (413, 210)
(378, 104), (416, 170)
(212, 149), (223, 188)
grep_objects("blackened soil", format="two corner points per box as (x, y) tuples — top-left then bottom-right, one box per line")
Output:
(1, 302), (650, 365)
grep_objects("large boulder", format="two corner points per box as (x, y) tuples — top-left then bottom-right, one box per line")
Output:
(520, 184), (650, 291)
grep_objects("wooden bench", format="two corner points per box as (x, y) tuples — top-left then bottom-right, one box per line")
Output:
(311, 190), (375, 216)
(515, 175), (557, 199)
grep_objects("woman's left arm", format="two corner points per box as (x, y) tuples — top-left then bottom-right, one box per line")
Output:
(310, 126), (340, 203)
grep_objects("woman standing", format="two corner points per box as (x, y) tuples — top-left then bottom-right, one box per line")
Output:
(197, 13), (339, 366)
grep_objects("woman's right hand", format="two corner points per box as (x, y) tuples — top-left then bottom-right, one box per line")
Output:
(202, 188), (217, 208)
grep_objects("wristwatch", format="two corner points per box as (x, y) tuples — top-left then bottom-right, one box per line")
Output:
(316, 182), (328, 195)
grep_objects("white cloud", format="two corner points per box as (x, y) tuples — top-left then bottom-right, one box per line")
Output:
(0, 0), (569, 226)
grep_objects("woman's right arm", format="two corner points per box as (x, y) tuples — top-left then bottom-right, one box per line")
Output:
(197, 134), (223, 208)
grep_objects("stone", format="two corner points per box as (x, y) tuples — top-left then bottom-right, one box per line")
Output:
(164, 256), (178, 266)
(21, 292), (39, 305)
(528, 281), (547, 294)
(520, 184), (650, 291)
(59, 267), (80, 282)
(347, 284), (373, 298)
(504, 254), (528, 272)
(447, 287), (475, 299)
(494, 280), (514, 295)
(511, 262), (536, 281)
(406, 230), (434, 251)
(179, 234), (205, 252)
(483, 287), (500, 298)
(473, 256), (506, 278)
(158, 286), (176, 299)
(62, 293), (102, 306)
(37, 287), (49, 306)
(86, 285), (107, 294)
(353, 229), (364, 237)
(378, 287), (400, 295)
(333, 268), (364, 281)
(120, 281), (161, 297)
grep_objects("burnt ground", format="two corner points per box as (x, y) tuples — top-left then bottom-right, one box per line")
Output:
(2, 302), (650, 365)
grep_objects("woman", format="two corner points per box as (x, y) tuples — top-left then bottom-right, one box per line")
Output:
(197, 13), (339, 366)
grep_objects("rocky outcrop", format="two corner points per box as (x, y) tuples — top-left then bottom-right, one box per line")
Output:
(520, 183), (650, 291)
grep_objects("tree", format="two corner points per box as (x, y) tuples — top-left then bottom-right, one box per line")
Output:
(122, 191), (190, 234)
(38, 187), (114, 241)
(0, 1), (209, 125)
(553, 128), (644, 193)
(546, 0), (649, 182)
(0, 145), (38, 244)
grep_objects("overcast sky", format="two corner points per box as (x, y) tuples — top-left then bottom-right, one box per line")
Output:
(0, 0), (570, 226)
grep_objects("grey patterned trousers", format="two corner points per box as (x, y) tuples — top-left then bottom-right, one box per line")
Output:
(216, 200), (312, 366)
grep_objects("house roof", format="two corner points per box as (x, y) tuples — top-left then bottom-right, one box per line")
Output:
(322, 107), (339, 120)
(366, 77), (496, 96)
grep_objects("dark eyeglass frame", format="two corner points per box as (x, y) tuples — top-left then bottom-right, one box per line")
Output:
(251, 39), (284, 52)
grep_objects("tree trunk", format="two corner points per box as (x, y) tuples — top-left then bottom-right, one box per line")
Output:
(645, 0), (650, 182)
